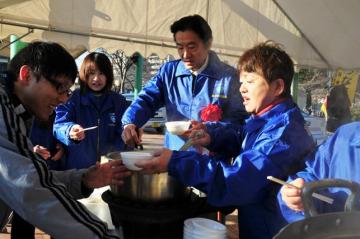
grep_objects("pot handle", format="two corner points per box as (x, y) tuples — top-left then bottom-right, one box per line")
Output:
(301, 179), (360, 218)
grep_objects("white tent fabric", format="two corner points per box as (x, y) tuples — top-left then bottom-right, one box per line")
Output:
(0, 0), (357, 69)
(275, 0), (360, 70)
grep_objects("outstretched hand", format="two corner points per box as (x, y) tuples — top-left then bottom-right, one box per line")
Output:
(122, 124), (142, 147)
(33, 145), (51, 160)
(182, 120), (206, 137)
(189, 129), (210, 147)
(82, 160), (132, 189)
(69, 124), (85, 141)
(135, 148), (172, 174)
(280, 178), (305, 212)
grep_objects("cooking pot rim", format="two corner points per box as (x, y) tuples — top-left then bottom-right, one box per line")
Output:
(275, 211), (360, 238)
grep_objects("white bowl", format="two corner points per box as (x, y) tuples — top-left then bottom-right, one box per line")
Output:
(165, 121), (191, 135)
(184, 218), (227, 238)
(191, 218), (226, 233)
(120, 151), (154, 171)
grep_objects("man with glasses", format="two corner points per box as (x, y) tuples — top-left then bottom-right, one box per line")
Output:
(0, 41), (130, 238)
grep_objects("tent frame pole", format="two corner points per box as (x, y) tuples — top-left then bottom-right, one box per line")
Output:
(272, 0), (331, 68)
(0, 28), (33, 51)
(0, 19), (241, 59)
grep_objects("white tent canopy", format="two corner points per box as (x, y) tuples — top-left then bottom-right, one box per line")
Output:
(0, 0), (358, 69)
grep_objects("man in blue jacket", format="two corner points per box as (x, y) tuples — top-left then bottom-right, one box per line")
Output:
(136, 41), (316, 239)
(121, 14), (247, 150)
(279, 121), (360, 223)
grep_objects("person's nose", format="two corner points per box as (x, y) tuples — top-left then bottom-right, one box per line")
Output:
(93, 73), (100, 81)
(239, 83), (246, 94)
(183, 48), (191, 59)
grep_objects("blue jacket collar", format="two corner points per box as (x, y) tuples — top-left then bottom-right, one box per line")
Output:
(245, 98), (296, 134)
(78, 90), (113, 112)
(174, 51), (223, 79)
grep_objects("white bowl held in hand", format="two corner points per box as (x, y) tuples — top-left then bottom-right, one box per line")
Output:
(165, 121), (191, 135)
(120, 151), (154, 171)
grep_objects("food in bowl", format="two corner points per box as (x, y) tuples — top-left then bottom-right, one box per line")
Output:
(165, 121), (191, 135)
(120, 151), (154, 171)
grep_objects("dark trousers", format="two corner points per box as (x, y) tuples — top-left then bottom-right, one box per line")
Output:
(11, 212), (35, 239)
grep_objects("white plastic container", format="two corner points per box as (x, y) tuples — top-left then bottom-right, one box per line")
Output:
(183, 217), (227, 239)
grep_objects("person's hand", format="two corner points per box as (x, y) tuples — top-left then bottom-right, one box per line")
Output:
(51, 143), (64, 161)
(280, 178), (305, 212)
(135, 148), (172, 174)
(189, 129), (211, 147)
(69, 124), (85, 141)
(190, 120), (206, 130)
(122, 124), (142, 147)
(82, 160), (131, 189)
(33, 145), (51, 160)
(182, 120), (206, 137)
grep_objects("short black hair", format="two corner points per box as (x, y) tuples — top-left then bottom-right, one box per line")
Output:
(79, 52), (114, 92)
(8, 41), (77, 83)
(170, 14), (212, 45)
(238, 41), (294, 98)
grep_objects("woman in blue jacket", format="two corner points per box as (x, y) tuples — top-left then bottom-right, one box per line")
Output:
(54, 52), (128, 169)
(279, 121), (360, 223)
(136, 42), (316, 239)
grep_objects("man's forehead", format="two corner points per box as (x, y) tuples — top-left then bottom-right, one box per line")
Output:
(175, 31), (202, 43)
(175, 41), (197, 47)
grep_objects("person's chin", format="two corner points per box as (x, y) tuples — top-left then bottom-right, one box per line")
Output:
(244, 106), (252, 113)
(183, 63), (194, 70)
(89, 86), (105, 92)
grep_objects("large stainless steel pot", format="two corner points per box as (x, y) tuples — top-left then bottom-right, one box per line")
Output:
(106, 151), (190, 203)
(274, 179), (360, 239)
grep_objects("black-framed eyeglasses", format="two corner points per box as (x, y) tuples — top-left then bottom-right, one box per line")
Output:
(46, 77), (73, 96)
(30, 69), (73, 96)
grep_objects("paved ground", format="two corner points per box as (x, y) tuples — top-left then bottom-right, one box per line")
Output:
(0, 129), (239, 239)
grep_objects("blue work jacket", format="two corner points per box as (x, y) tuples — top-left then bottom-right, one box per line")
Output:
(168, 99), (315, 239)
(53, 89), (128, 169)
(121, 51), (248, 150)
(278, 121), (360, 223)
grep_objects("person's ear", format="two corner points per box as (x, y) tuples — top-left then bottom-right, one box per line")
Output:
(205, 38), (212, 49)
(274, 78), (285, 97)
(19, 65), (32, 85)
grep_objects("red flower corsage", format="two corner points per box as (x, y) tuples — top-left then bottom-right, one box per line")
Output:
(200, 104), (223, 122)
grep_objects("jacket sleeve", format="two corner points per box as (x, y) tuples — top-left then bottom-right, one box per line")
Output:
(114, 93), (129, 136)
(205, 123), (244, 158)
(53, 97), (77, 146)
(0, 138), (119, 239)
(168, 121), (313, 207)
(51, 169), (93, 199)
(277, 135), (335, 223)
(121, 68), (165, 127)
(169, 149), (285, 206)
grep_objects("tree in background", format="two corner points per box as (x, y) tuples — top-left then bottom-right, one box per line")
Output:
(95, 48), (172, 94)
